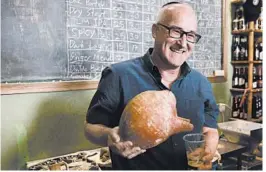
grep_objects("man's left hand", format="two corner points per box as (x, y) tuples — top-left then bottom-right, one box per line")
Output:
(198, 148), (213, 170)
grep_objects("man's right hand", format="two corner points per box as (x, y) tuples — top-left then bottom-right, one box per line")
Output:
(107, 127), (146, 159)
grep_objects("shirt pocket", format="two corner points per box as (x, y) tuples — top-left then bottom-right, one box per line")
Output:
(177, 98), (204, 133)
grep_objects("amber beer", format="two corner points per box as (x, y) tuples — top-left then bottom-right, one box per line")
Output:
(187, 147), (205, 170)
(183, 133), (205, 170)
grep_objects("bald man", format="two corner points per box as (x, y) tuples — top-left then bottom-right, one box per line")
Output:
(84, 1), (219, 170)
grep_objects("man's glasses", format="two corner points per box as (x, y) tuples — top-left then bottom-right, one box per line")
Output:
(157, 23), (201, 43)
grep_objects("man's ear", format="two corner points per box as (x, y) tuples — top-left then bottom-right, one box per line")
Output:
(152, 24), (157, 38)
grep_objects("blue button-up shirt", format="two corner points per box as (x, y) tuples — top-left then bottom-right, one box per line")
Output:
(86, 48), (219, 170)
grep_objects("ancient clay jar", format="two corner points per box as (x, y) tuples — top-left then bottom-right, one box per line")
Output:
(119, 90), (194, 149)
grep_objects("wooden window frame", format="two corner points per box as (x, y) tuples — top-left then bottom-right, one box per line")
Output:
(1, 0), (228, 95)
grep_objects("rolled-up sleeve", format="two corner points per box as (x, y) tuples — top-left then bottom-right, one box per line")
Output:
(200, 78), (219, 129)
(86, 66), (121, 128)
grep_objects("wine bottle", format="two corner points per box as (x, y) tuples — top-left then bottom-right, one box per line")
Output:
(254, 42), (260, 61)
(244, 67), (248, 89)
(232, 36), (237, 61)
(253, 67), (257, 89)
(252, 96), (257, 119)
(259, 42), (263, 61)
(239, 36), (246, 60)
(233, 8), (239, 31)
(238, 7), (245, 30)
(257, 66), (263, 88)
(238, 67), (245, 89)
(234, 36), (240, 61)
(232, 96), (239, 118)
(243, 98), (248, 120)
(232, 67), (239, 88)
(255, 8), (263, 30)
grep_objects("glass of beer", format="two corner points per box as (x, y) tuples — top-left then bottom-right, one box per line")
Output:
(183, 133), (205, 170)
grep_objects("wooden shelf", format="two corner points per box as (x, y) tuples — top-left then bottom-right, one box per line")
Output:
(254, 29), (263, 33)
(231, 0), (244, 4)
(230, 7), (262, 123)
(231, 61), (262, 64)
(230, 117), (262, 123)
(232, 30), (251, 34)
(253, 61), (263, 64)
(230, 88), (248, 92)
(231, 61), (249, 64)
(230, 88), (262, 92)
(232, 29), (263, 34)
(252, 88), (263, 93)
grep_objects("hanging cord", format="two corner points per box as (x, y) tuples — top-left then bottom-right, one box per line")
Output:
(217, 103), (232, 123)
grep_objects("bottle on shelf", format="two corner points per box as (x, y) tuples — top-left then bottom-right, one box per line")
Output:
(233, 36), (240, 61)
(256, 96), (260, 118)
(238, 67), (245, 89)
(255, 7), (263, 30)
(244, 36), (248, 60)
(244, 67), (248, 89)
(259, 42), (263, 61)
(258, 96), (262, 118)
(233, 8), (239, 31)
(232, 67), (239, 88)
(243, 97), (248, 120)
(257, 65), (263, 88)
(239, 103), (244, 119)
(259, 96), (262, 118)
(252, 95), (257, 119)
(232, 36), (237, 61)
(232, 96), (240, 118)
(239, 36), (247, 60)
(254, 42), (260, 61)
(251, 95), (262, 119)
(253, 67), (258, 89)
(237, 6), (246, 30)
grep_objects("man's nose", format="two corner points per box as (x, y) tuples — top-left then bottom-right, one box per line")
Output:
(177, 34), (187, 47)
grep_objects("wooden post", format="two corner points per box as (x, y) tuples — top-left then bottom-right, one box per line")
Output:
(247, 21), (254, 120)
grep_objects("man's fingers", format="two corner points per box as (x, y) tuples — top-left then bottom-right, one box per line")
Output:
(198, 149), (213, 170)
(122, 147), (145, 159)
(188, 147), (204, 157)
(121, 146), (140, 157)
(202, 153), (213, 162)
(113, 126), (119, 132)
(108, 126), (145, 159)
(198, 161), (212, 170)
(118, 141), (133, 150)
(127, 149), (146, 159)
(112, 141), (133, 154)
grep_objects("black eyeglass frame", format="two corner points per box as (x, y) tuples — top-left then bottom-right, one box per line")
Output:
(157, 23), (202, 43)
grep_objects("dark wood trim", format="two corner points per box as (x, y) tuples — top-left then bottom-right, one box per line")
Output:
(216, 0), (228, 83)
(231, 0), (244, 4)
(208, 76), (227, 83)
(1, 80), (99, 95)
(207, 0), (228, 83)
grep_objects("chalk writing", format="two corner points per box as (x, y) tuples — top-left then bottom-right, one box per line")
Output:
(1, 0), (222, 82)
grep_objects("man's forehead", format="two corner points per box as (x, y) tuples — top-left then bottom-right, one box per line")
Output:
(158, 4), (196, 21)
(158, 4), (197, 32)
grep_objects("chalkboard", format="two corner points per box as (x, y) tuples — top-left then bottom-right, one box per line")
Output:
(1, 0), (223, 83)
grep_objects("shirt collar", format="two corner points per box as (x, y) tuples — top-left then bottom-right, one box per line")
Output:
(142, 48), (191, 78)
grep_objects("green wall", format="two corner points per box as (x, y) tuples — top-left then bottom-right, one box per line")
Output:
(1, 81), (231, 170)
(1, 90), (100, 170)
